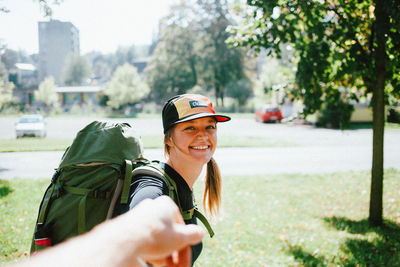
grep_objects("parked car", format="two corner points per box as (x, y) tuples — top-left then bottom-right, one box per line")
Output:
(255, 106), (283, 123)
(15, 114), (47, 138)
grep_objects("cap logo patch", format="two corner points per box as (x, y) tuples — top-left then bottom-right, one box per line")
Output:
(189, 100), (208, 109)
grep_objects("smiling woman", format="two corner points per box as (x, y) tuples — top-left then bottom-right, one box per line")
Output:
(166, 117), (218, 168)
(113, 94), (230, 266)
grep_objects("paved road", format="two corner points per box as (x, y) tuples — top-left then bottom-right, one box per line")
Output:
(0, 117), (399, 179)
(0, 145), (399, 179)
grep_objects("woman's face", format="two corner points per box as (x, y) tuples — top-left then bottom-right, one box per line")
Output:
(166, 117), (217, 165)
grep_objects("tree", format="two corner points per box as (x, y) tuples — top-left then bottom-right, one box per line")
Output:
(104, 63), (149, 109)
(1, 48), (18, 70)
(145, 1), (201, 102)
(35, 76), (58, 110)
(0, 59), (7, 81)
(197, 0), (246, 106)
(0, 3), (9, 13)
(36, 0), (63, 17)
(258, 57), (293, 92)
(230, 0), (400, 225)
(145, 0), (248, 105)
(62, 53), (92, 86)
(114, 45), (136, 70)
(0, 78), (14, 110)
(226, 78), (253, 107)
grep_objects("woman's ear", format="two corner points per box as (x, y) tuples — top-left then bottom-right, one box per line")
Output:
(165, 135), (173, 148)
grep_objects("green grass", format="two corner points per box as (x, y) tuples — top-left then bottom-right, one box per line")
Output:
(386, 122), (400, 129)
(1, 169), (399, 266)
(348, 122), (400, 130)
(194, 169), (400, 266)
(0, 135), (296, 152)
(0, 179), (49, 264)
(0, 138), (73, 152)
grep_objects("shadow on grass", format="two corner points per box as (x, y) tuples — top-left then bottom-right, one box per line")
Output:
(348, 123), (373, 130)
(0, 179), (14, 198)
(285, 243), (326, 266)
(284, 217), (400, 266)
(324, 217), (400, 266)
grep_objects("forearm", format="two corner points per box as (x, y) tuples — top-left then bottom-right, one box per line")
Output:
(21, 216), (147, 267)
(16, 196), (203, 267)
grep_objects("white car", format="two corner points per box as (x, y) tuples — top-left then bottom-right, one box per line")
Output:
(15, 114), (47, 138)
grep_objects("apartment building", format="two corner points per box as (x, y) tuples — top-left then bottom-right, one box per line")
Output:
(38, 19), (80, 85)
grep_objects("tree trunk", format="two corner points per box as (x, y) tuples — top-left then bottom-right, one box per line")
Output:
(369, 0), (387, 227)
(215, 83), (221, 107)
(189, 58), (197, 85)
(220, 89), (225, 107)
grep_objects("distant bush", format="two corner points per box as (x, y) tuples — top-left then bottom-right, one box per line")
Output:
(317, 100), (354, 129)
(142, 102), (159, 114)
(387, 108), (400, 123)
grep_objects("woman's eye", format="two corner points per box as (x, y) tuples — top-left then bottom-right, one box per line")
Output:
(207, 125), (216, 129)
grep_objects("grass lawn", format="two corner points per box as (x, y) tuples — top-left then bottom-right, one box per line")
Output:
(1, 169), (399, 266)
(0, 135), (296, 153)
(0, 138), (73, 152)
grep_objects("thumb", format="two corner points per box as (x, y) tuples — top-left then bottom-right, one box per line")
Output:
(173, 224), (205, 246)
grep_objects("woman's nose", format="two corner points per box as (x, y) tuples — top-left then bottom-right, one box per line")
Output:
(196, 129), (209, 139)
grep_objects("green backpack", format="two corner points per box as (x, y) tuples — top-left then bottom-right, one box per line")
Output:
(30, 121), (214, 254)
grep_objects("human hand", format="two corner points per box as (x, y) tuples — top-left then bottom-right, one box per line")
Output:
(119, 196), (204, 267)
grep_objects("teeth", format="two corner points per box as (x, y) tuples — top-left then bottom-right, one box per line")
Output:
(192, 146), (208, 150)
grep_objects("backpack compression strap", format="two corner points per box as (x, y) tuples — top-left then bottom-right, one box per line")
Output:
(63, 160), (132, 234)
(181, 207), (215, 238)
(132, 163), (215, 237)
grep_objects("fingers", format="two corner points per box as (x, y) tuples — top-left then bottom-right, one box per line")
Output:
(166, 246), (191, 267)
(173, 224), (204, 246)
(133, 196), (205, 265)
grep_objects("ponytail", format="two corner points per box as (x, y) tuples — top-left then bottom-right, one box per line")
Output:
(203, 157), (221, 217)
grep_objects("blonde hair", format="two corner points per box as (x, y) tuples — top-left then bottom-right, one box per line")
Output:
(164, 127), (221, 216)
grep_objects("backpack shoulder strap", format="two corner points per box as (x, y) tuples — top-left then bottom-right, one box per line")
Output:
(132, 162), (214, 237)
(131, 163), (179, 205)
(120, 160), (133, 204)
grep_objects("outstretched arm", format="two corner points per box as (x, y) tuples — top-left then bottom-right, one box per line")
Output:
(19, 196), (204, 267)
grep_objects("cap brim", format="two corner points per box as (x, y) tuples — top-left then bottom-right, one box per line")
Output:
(174, 113), (231, 125)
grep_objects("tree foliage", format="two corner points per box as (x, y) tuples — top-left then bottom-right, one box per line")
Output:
(114, 46), (136, 70)
(0, 80), (15, 110)
(226, 78), (253, 106)
(145, 2), (200, 101)
(230, 0), (400, 226)
(0, 49), (19, 70)
(230, 0), (400, 114)
(0, 59), (7, 81)
(104, 63), (149, 109)
(197, 0), (246, 106)
(145, 0), (247, 105)
(85, 44), (152, 84)
(62, 53), (92, 86)
(35, 76), (58, 107)
(257, 57), (293, 92)
(36, 0), (63, 17)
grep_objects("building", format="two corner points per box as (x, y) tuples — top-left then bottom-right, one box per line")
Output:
(55, 86), (103, 108)
(9, 63), (38, 106)
(38, 19), (80, 85)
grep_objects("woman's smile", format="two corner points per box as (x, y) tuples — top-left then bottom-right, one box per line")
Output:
(190, 145), (210, 150)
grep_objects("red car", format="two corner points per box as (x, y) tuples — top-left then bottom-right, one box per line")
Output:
(255, 106), (283, 123)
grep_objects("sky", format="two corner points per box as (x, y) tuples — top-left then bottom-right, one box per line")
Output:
(0, 0), (177, 54)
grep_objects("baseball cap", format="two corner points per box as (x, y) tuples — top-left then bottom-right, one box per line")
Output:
(162, 94), (231, 133)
